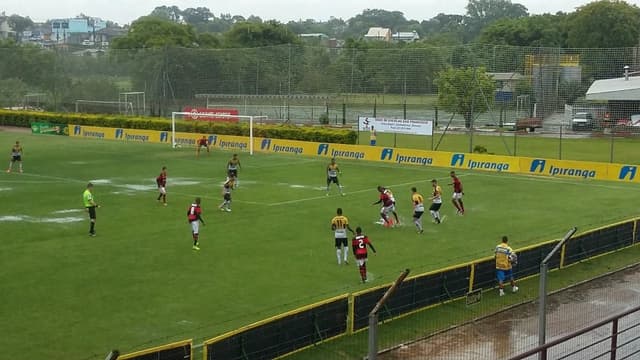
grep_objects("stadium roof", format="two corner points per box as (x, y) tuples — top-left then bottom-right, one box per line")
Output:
(586, 76), (640, 101)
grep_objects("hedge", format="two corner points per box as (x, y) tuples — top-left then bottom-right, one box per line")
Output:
(0, 110), (358, 144)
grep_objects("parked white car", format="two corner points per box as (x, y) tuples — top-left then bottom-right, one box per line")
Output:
(571, 112), (595, 131)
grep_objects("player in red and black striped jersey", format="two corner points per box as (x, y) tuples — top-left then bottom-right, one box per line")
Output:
(352, 227), (376, 283)
(196, 136), (209, 158)
(449, 171), (465, 215)
(156, 166), (167, 205)
(372, 186), (395, 227)
(187, 197), (205, 250)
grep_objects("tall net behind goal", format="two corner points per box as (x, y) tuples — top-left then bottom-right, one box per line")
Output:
(171, 112), (268, 155)
(75, 100), (133, 115)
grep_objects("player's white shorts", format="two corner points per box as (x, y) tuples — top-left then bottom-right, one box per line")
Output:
(381, 204), (395, 214)
(356, 258), (367, 266)
(452, 192), (463, 200)
(159, 186), (166, 195)
(190, 221), (199, 234)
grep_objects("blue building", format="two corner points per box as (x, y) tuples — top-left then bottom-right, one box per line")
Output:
(51, 18), (106, 43)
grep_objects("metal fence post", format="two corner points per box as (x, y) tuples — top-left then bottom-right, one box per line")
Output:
(367, 313), (379, 360)
(367, 269), (410, 360)
(538, 262), (548, 360)
(538, 227), (577, 360)
(610, 319), (618, 360)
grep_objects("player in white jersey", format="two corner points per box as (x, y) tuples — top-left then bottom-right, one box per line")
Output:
(218, 178), (234, 212)
(429, 179), (443, 224)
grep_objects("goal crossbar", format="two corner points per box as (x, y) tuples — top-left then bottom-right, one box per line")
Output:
(171, 112), (268, 155)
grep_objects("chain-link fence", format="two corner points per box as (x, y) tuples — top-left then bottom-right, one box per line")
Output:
(1, 44), (639, 162)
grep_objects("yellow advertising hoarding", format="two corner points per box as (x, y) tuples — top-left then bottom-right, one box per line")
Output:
(446, 152), (519, 173)
(69, 125), (638, 183)
(607, 163), (640, 183)
(69, 124), (116, 140)
(519, 157), (609, 181)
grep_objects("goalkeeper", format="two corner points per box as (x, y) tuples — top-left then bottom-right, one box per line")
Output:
(494, 235), (518, 296)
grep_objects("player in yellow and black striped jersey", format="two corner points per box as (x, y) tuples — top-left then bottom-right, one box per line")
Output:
(331, 208), (354, 265)
(326, 158), (344, 196)
(411, 187), (425, 234)
(227, 154), (241, 188)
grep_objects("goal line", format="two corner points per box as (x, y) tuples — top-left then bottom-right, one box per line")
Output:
(170, 112), (268, 155)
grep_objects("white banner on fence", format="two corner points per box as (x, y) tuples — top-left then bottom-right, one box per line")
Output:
(358, 116), (433, 136)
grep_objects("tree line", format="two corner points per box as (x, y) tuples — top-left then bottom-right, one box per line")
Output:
(140, 0), (640, 48)
(1, 0), (639, 124)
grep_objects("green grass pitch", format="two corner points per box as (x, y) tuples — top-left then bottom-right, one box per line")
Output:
(1, 131), (638, 359)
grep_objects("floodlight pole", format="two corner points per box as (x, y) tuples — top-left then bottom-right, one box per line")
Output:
(538, 227), (577, 360)
(367, 269), (410, 360)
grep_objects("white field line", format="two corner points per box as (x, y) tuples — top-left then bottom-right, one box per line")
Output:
(168, 190), (268, 206)
(12, 164), (638, 210)
(467, 171), (640, 191)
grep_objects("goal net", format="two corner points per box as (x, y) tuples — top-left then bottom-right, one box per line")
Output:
(75, 100), (133, 115)
(171, 112), (268, 155)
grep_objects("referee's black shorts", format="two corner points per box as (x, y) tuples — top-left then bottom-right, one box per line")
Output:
(87, 206), (96, 220)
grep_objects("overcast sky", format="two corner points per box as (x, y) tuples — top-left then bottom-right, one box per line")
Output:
(3, 0), (640, 25)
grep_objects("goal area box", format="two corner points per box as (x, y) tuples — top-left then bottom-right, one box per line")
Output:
(171, 112), (267, 154)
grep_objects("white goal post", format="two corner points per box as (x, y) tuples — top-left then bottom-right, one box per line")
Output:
(171, 112), (268, 155)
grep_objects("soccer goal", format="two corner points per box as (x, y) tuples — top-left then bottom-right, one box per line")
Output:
(119, 91), (146, 116)
(171, 112), (268, 155)
(75, 100), (134, 115)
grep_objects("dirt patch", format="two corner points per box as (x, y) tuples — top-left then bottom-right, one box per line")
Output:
(379, 265), (640, 360)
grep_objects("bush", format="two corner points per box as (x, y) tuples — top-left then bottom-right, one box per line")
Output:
(0, 109), (358, 144)
(473, 145), (488, 154)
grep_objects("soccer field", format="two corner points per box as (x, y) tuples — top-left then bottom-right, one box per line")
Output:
(1, 131), (639, 359)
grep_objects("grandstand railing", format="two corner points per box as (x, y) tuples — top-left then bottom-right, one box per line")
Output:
(508, 305), (640, 360)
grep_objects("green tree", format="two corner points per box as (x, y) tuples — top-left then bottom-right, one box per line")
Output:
(182, 7), (213, 25)
(343, 9), (410, 39)
(111, 17), (198, 48)
(558, 80), (587, 105)
(149, 5), (182, 22)
(197, 33), (221, 48)
(436, 66), (496, 128)
(223, 21), (299, 47)
(466, 0), (529, 41)
(478, 14), (569, 47)
(7, 14), (33, 41)
(420, 13), (468, 42)
(567, 0), (640, 48)
(0, 78), (29, 107)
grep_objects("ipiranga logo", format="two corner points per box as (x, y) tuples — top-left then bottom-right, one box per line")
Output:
(381, 148), (433, 166)
(317, 144), (365, 159)
(529, 159), (596, 179)
(450, 153), (510, 172)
